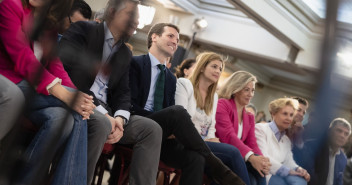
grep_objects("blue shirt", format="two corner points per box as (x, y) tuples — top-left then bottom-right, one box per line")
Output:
(90, 22), (130, 120)
(269, 121), (291, 176)
(144, 53), (166, 112)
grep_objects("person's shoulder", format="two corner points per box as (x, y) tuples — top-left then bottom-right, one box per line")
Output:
(70, 21), (97, 32)
(0, 0), (25, 14)
(255, 122), (270, 130)
(132, 54), (149, 64)
(217, 98), (231, 105)
(177, 78), (192, 88)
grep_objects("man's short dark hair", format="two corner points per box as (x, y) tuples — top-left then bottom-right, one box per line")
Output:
(147, 23), (180, 49)
(70, 0), (92, 20)
(292, 96), (309, 107)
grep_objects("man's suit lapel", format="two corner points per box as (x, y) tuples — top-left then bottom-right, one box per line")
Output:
(142, 55), (152, 105)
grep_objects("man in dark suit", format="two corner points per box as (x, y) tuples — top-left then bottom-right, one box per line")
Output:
(294, 118), (350, 185)
(58, 1), (162, 185)
(129, 23), (245, 185)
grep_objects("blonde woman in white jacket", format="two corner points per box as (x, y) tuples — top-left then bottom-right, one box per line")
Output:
(255, 98), (310, 185)
(175, 52), (249, 185)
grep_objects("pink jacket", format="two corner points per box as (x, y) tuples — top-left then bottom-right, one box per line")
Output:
(0, 0), (75, 95)
(215, 98), (262, 158)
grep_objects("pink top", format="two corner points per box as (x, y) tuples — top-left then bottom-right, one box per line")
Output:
(215, 98), (262, 158)
(0, 0), (75, 95)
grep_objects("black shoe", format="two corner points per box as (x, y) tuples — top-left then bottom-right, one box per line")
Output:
(205, 153), (246, 185)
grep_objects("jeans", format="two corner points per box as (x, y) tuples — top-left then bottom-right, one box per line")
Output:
(16, 80), (87, 185)
(247, 161), (267, 185)
(206, 142), (251, 185)
(269, 174), (307, 185)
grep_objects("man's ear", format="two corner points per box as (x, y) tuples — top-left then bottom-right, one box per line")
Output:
(151, 33), (158, 42)
(108, 7), (116, 19)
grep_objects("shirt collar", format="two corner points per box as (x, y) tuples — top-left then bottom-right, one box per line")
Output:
(104, 22), (114, 41)
(329, 147), (341, 156)
(269, 121), (286, 141)
(149, 52), (166, 68)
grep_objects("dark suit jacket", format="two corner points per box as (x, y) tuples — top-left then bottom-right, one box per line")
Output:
(58, 21), (132, 114)
(295, 140), (347, 185)
(129, 54), (176, 116)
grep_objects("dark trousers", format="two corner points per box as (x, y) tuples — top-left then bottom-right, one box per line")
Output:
(160, 139), (205, 185)
(147, 105), (212, 185)
(109, 105), (208, 185)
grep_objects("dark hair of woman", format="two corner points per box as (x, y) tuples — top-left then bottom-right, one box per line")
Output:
(22, 0), (74, 31)
(174, 58), (196, 78)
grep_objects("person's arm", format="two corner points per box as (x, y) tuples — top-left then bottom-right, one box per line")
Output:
(255, 124), (286, 175)
(215, 99), (254, 157)
(175, 78), (191, 109)
(58, 21), (102, 108)
(0, 1), (57, 95)
(245, 114), (263, 156)
(207, 93), (218, 139)
(344, 159), (352, 185)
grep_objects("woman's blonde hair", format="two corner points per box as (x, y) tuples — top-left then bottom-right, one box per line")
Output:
(189, 52), (225, 115)
(268, 98), (299, 116)
(218, 71), (257, 99)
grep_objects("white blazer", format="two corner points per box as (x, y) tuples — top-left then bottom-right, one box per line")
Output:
(255, 122), (299, 182)
(175, 78), (218, 139)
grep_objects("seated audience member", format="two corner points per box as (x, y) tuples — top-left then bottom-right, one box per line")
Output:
(301, 118), (350, 185)
(256, 111), (267, 123)
(58, 0), (92, 39)
(255, 98), (310, 185)
(344, 158), (352, 185)
(0, 75), (24, 141)
(94, 8), (105, 23)
(175, 52), (251, 185)
(129, 22), (245, 185)
(287, 97), (308, 144)
(59, 1), (164, 184)
(303, 111), (321, 141)
(0, 0), (99, 184)
(246, 104), (257, 116)
(174, 58), (196, 78)
(216, 71), (270, 185)
(287, 97), (309, 164)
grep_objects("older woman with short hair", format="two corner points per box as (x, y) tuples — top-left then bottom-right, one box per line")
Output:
(216, 71), (270, 185)
(255, 98), (310, 185)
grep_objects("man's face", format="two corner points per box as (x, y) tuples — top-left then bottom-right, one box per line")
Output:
(331, 124), (350, 148)
(110, 2), (139, 38)
(152, 26), (179, 58)
(293, 103), (307, 123)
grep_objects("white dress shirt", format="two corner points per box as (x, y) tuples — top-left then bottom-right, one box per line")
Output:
(326, 148), (340, 185)
(144, 53), (166, 112)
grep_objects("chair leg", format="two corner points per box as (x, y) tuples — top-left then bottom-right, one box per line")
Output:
(164, 172), (171, 185)
(96, 155), (107, 185)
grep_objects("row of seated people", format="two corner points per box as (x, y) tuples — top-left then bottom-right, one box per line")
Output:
(0, 0), (242, 184)
(0, 0), (350, 185)
(176, 55), (351, 185)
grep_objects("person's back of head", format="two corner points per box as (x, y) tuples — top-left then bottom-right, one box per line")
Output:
(103, 0), (140, 39)
(174, 58), (196, 78)
(70, 0), (92, 20)
(94, 8), (105, 23)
